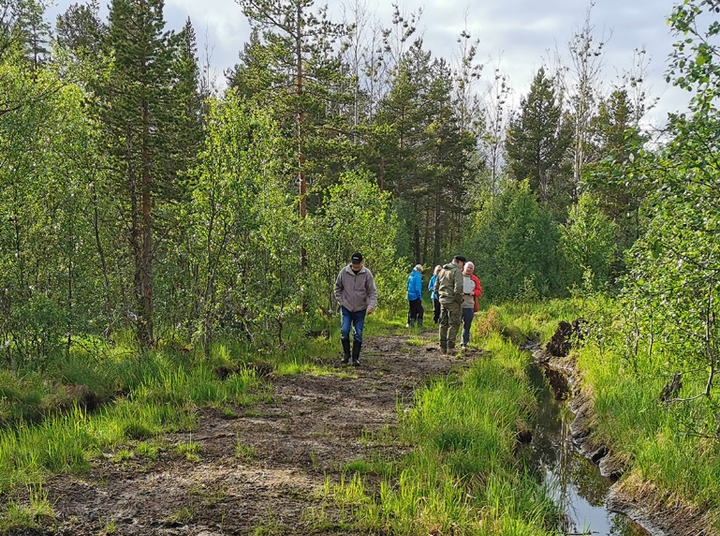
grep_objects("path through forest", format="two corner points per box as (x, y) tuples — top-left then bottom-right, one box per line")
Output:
(41, 331), (477, 535)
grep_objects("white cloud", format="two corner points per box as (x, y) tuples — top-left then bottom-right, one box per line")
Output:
(47, 0), (691, 124)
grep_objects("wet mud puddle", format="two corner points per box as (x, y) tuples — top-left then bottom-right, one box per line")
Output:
(524, 365), (651, 536)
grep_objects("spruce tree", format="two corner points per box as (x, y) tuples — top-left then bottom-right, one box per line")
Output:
(96, 0), (202, 346)
(505, 67), (572, 218)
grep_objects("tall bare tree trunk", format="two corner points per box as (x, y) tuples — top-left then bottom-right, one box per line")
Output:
(139, 102), (154, 346)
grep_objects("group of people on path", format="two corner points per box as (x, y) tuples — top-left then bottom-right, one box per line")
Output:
(333, 252), (482, 366)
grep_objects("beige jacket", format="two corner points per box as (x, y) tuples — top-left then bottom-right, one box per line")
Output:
(334, 264), (378, 313)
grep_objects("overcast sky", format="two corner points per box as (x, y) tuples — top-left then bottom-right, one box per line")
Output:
(46, 0), (691, 126)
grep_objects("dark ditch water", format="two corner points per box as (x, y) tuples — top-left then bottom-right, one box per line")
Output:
(523, 363), (651, 536)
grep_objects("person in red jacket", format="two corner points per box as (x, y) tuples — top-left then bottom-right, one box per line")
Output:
(460, 261), (482, 349)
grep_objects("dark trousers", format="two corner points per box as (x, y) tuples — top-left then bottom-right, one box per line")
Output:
(461, 307), (475, 346)
(432, 298), (441, 324)
(407, 299), (424, 325)
(439, 302), (461, 347)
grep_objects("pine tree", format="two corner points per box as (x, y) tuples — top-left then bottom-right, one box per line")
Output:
(234, 0), (348, 213)
(373, 41), (473, 264)
(0, 0), (50, 67)
(56, 0), (107, 60)
(505, 67), (572, 218)
(226, 27), (279, 100)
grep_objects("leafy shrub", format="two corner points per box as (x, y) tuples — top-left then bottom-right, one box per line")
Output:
(462, 181), (564, 301)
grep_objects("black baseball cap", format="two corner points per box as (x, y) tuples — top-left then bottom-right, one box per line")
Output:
(351, 252), (363, 263)
(454, 255), (467, 263)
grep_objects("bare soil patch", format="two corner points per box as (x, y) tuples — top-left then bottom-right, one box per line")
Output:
(25, 331), (478, 535)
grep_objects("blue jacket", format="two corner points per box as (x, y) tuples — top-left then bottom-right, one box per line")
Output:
(407, 269), (423, 301)
(429, 274), (438, 300)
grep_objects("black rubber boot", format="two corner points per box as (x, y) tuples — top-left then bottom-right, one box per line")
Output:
(341, 338), (351, 364)
(352, 340), (362, 367)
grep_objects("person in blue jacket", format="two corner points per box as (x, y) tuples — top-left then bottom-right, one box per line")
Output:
(406, 264), (424, 328)
(428, 265), (442, 325)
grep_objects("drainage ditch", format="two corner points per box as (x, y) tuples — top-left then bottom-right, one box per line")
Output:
(522, 361), (652, 536)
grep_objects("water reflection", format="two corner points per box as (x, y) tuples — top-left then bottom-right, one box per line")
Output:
(524, 364), (650, 536)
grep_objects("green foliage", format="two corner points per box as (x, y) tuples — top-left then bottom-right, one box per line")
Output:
(168, 92), (301, 348)
(371, 41), (477, 266)
(560, 193), (617, 290)
(230, 0), (353, 203)
(583, 88), (648, 276)
(575, 297), (720, 521)
(0, 59), (103, 369)
(56, 0), (107, 60)
(306, 170), (402, 314)
(462, 181), (564, 301)
(608, 0), (720, 420)
(70, 0), (205, 346)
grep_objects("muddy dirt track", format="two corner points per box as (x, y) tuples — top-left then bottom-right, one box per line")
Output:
(31, 331), (478, 535)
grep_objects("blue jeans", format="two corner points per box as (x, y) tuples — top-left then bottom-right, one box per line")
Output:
(341, 307), (367, 343)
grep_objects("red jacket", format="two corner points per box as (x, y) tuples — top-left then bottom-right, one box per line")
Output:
(470, 274), (482, 312)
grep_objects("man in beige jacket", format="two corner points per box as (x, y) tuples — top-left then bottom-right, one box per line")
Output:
(334, 252), (378, 366)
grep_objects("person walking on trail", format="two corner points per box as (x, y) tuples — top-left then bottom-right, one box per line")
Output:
(428, 265), (442, 325)
(460, 261), (482, 349)
(406, 264), (424, 328)
(334, 252), (378, 366)
(436, 255), (466, 354)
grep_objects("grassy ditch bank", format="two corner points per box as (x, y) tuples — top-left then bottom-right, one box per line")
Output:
(316, 329), (561, 535)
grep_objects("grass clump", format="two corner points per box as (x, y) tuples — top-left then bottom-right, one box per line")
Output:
(0, 486), (57, 533)
(474, 300), (581, 345)
(234, 437), (257, 462)
(0, 336), (273, 495)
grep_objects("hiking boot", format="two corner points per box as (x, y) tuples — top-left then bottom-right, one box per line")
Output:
(440, 339), (447, 354)
(341, 338), (351, 365)
(352, 340), (362, 367)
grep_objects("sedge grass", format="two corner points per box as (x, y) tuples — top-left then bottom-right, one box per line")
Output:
(576, 338), (720, 515)
(0, 346), (268, 495)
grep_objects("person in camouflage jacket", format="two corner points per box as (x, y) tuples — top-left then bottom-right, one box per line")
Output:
(435, 255), (466, 354)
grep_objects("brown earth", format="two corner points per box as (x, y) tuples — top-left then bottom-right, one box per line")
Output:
(19, 331), (479, 536)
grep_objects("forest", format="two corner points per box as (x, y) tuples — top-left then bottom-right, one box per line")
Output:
(1, 0), (720, 534)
